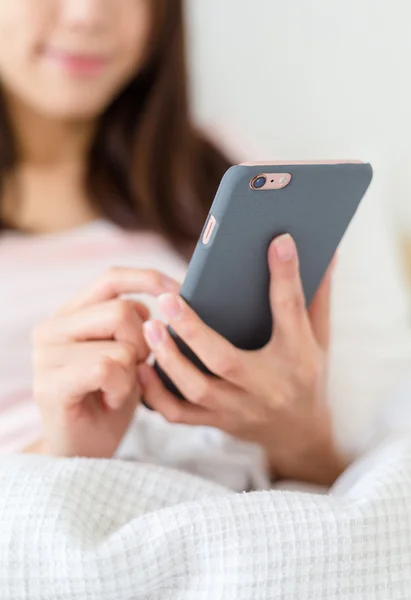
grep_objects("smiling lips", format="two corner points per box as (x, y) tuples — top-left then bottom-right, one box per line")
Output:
(43, 49), (109, 76)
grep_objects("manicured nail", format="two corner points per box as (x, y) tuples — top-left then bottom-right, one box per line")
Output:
(274, 234), (296, 262)
(143, 321), (164, 348)
(159, 293), (183, 321)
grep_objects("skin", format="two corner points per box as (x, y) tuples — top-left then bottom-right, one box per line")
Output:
(0, 0), (151, 120)
(140, 235), (347, 485)
(1, 1), (347, 484)
(31, 268), (179, 458)
(32, 237), (347, 485)
(0, 0), (151, 233)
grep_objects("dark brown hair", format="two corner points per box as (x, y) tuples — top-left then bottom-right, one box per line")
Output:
(0, 0), (231, 254)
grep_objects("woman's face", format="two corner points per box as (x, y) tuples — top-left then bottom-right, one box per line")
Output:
(0, 0), (152, 119)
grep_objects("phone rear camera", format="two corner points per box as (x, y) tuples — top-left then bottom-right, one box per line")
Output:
(252, 176), (267, 190)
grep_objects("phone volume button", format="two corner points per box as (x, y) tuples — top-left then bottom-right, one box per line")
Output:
(202, 215), (217, 245)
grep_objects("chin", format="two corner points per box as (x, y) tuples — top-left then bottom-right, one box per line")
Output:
(45, 102), (107, 121)
(28, 83), (120, 121)
(44, 97), (112, 121)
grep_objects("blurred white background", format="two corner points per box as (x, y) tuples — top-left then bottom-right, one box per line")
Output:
(186, 0), (411, 234)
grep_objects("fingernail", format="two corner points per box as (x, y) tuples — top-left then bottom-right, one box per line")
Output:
(143, 321), (164, 348)
(159, 293), (183, 321)
(274, 234), (296, 262)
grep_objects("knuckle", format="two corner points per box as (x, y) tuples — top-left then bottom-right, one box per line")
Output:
(210, 348), (239, 378)
(189, 378), (212, 405)
(95, 357), (115, 385)
(117, 342), (138, 367)
(296, 353), (324, 388)
(278, 293), (305, 316)
(98, 267), (123, 295)
(144, 269), (164, 288)
(113, 300), (134, 326)
(177, 319), (197, 341)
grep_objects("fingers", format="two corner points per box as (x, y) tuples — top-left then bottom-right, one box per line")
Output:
(268, 235), (311, 346)
(58, 268), (180, 315)
(308, 258), (335, 351)
(142, 320), (235, 410)
(35, 358), (140, 411)
(138, 364), (215, 426)
(34, 340), (142, 371)
(144, 294), (245, 385)
(33, 300), (149, 358)
(129, 302), (151, 323)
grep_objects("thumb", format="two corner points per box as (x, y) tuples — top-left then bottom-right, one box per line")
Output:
(268, 234), (310, 345)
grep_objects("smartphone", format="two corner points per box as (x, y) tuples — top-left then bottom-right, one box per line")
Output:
(152, 160), (373, 400)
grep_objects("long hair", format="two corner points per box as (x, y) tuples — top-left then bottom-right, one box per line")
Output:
(0, 0), (231, 254)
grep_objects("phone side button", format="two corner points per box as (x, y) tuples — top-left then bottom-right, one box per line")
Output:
(202, 215), (217, 245)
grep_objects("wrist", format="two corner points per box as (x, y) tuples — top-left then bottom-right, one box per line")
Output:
(268, 440), (350, 487)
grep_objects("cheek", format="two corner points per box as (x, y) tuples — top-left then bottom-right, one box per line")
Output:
(0, 3), (46, 94)
(113, 3), (153, 83)
(0, 14), (27, 73)
(0, 0), (153, 120)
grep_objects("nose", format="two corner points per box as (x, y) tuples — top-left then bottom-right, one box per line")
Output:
(59, 0), (109, 30)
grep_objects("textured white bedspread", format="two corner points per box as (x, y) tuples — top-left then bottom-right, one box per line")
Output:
(0, 435), (410, 599)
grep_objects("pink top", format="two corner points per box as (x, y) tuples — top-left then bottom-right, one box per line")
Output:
(1, 194), (411, 455)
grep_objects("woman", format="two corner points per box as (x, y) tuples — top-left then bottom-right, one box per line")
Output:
(0, 0), (410, 488)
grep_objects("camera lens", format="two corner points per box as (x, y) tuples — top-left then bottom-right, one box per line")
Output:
(252, 176), (266, 190)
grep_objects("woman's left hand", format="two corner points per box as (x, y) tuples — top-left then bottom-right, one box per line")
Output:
(139, 235), (348, 486)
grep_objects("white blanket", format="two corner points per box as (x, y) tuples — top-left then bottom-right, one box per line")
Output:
(0, 435), (411, 599)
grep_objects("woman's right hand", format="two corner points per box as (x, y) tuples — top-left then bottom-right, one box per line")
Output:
(31, 268), (180, 458)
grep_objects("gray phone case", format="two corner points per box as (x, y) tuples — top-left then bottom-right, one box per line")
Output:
(153, 162), (373, 400)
